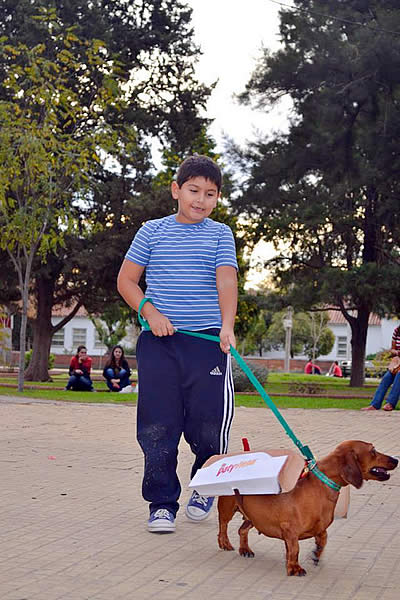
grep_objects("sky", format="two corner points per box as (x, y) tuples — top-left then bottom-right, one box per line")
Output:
(186, 0), (291, 149)
(186, 0), (292, 287)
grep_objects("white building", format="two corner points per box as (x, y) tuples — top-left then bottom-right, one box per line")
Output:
(50, 306), (138, 357)
(257, 310), (399, 362)
(50, 306), (399, 362)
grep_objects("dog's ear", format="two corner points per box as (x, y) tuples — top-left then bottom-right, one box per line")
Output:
(339, 450), (363, 489)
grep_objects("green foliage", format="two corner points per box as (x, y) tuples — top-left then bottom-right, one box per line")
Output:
(302, 312), (335, 360)
(0, 14), (132, 389)
(266, 311), (308, 356)
(121, 345), (137, 356)
(0, 2), (213, 383)
(0, 309), (10, 363)
(24, 349), (54, 370)
(266, 310), (334, 359)
(370, 349), (391, 377)
(0, 15), (128, 256)
(90, 303), (132, 351)
(236, 0), (400, 384)
(232, 358), (268, 392)
(241, 312), (269, 356)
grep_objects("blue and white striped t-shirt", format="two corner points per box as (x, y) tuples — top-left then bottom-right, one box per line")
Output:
(125, 214), (238, 330)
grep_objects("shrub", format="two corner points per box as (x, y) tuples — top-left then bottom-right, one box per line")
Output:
(25, 350), (55, 370)
(369, 349), (391, 377)
(122, 345), (136, 356)
(232, 359), (268, 392)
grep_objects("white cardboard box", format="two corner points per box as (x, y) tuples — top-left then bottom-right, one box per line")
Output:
(189, 448), (350, 519)
(189, 452), (287, 496)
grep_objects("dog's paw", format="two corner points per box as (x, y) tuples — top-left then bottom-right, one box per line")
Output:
(219, 543), (234, 551)
(218, 536), (234, 551)
(288, 566), (307, 576)
(239, 547), (255, 558)
(312, 551), (320, 565)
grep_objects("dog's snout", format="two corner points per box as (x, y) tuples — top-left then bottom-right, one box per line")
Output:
(389, 456), (399, 469)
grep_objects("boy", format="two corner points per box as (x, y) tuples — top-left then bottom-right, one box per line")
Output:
(117, 155), (238, 533)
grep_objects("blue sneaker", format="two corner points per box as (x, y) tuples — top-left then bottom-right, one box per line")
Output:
(147, 508), (176, 533)
(185, 491), (214, 521)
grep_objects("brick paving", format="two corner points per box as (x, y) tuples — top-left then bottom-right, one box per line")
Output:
(1, 395), (399, 600)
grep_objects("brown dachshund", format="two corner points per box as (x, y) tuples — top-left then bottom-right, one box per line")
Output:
(217, 440), (398, 576)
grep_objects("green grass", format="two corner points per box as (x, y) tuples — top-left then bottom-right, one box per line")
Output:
(0, 387), (137, 404)
(235, 394), (372, 410)
(265, 372), (376, 395)
(0, 371), (381, 409)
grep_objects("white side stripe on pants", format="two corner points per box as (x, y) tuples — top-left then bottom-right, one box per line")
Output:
(219, 353), (235, 454)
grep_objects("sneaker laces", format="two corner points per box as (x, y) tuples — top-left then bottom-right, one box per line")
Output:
(153, 508), (172, 519)
(192, 491), (209, 506)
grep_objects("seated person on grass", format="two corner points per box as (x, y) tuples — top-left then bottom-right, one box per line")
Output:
(304, 360), (321, 375)
(102, 345), (131, 392)
(362, 325), (400, 412)
(66, 346), (94, 391)
(332, 361), (342, 377)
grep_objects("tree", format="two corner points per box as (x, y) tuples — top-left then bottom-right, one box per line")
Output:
(242, 312), (269, 356)
(0, 27), (122, 390)
(1, 1), (213, 382)
(303, 312), (335, 362)
(235, 0), (400, 385)
(90, 304), (132, 352)
(266, 310), (334, 360)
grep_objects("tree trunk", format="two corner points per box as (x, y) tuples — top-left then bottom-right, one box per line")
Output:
(349, 308), (370, 387)
(10, 251), (35, 392)
(24, 274), (85, 381)
(25, 276), (54, 381)
(18, 287), (29, 392)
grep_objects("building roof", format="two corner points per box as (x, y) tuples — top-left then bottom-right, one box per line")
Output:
(328, 309), (381, 326)
(52, 305), (88, 317)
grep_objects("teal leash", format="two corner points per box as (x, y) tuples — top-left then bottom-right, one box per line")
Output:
(137, 298), (341, 492)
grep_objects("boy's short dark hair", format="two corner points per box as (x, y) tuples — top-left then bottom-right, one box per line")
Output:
(176, 155), (222, 192)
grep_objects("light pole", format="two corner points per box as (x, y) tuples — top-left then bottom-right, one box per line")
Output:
(283, 306), (293, 373)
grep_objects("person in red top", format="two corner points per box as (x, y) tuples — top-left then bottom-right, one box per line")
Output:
(304, 361), (321, 375)
(332, 361), (343, 377)
(66, 345), (94, 391)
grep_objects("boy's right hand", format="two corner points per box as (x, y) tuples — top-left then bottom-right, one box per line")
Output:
(147, 311), (175, 337)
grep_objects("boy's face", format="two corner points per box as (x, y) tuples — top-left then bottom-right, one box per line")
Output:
(171, 176), (219, 224)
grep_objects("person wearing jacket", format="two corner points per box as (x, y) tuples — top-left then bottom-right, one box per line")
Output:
(66, 346), (94, 391)
(102, 345), (131, 391)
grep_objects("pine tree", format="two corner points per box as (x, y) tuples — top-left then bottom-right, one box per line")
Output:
(237, 0), (400, 385)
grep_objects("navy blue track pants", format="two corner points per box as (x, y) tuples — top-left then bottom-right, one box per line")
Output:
(136, 329), (235, 516)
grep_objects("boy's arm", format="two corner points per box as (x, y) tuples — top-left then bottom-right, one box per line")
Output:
(216, 265), (238, 353)
(117, 259), (175, 336)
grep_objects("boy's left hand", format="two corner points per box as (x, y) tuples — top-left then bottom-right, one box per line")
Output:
(219, 327), (235, 354)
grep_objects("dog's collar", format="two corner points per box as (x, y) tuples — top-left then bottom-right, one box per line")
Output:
(303, 459), (342, 492)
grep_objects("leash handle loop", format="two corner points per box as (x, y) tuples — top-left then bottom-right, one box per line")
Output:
(138, 297), (153, 330)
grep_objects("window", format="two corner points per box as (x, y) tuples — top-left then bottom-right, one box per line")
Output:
(51, 329), (65, 347)
(337, 336), (348, 357)
(72, 328), (87, 347)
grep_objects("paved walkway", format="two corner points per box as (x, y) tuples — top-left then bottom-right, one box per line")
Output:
(1, 395), (399, 600)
